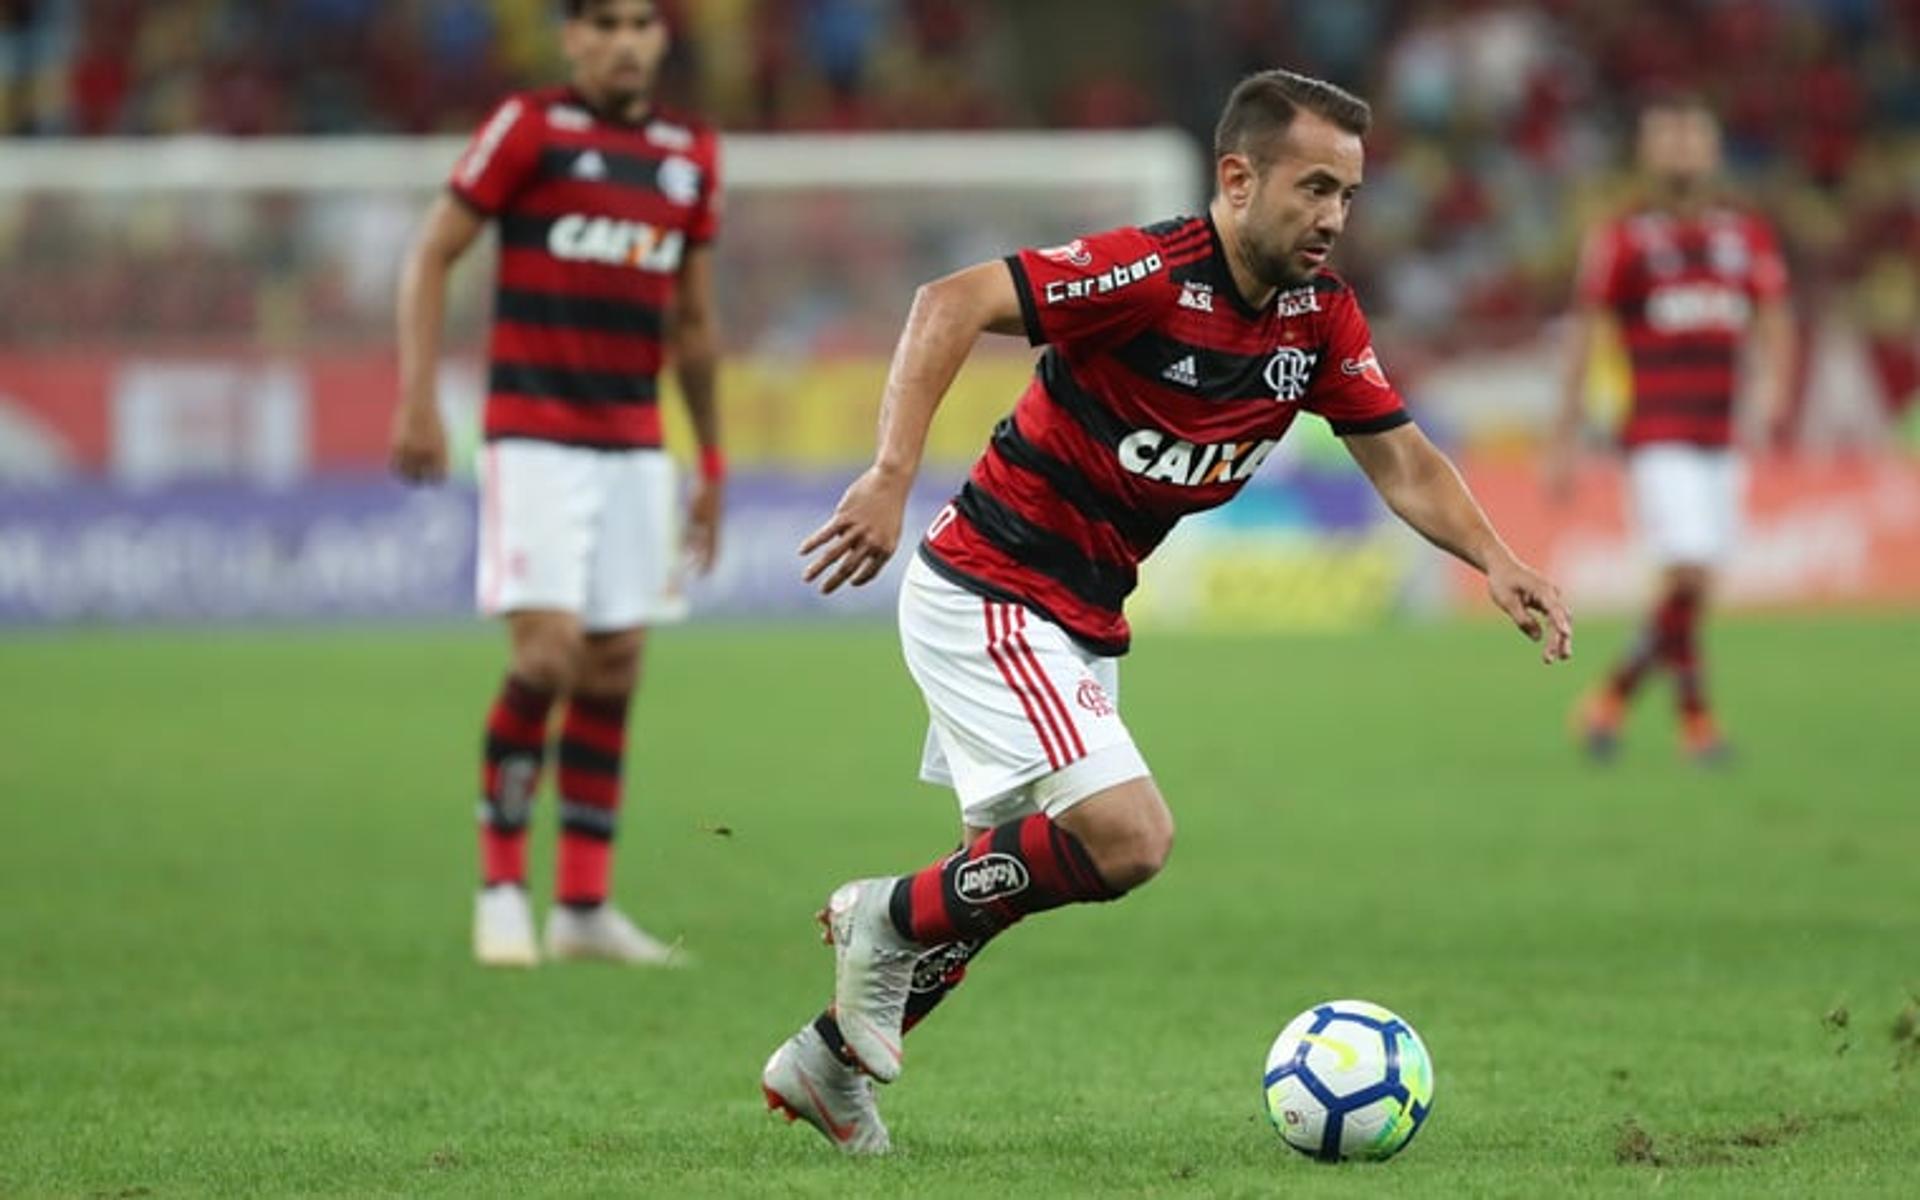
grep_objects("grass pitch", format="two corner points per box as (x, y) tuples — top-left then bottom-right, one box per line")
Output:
(1, 613), (1915, 1196)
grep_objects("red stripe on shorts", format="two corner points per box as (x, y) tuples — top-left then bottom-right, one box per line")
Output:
(1011, 608), (1086, 760)
(983, 601), (1062, 770)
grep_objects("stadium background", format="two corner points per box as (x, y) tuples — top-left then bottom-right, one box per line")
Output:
(2, 5), (1918, 1195)
(1, 0), (1916, 628)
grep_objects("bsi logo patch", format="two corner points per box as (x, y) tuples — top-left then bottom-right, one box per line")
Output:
(954, 853), (1030, 904)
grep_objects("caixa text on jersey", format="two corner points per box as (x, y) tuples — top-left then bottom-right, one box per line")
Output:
(548, 215), (686, 273)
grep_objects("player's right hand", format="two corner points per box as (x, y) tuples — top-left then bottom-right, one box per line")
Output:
(800, 466), (910, 594)
(390, 399), (449, 484)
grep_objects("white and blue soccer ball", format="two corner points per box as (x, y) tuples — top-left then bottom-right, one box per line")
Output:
(1262, 999), (1434, 1162)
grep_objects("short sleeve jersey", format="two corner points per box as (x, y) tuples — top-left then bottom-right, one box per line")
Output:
(919, 215), (1410, 655)
(1576, 205), (1787, 448)
(449, 87), (722, 449)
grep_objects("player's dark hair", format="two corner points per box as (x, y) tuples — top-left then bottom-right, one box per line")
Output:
(562, 0), (649, 17)
(1213, 70), (1372, 166)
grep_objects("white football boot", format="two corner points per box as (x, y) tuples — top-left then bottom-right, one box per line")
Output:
(762, 1022), (892, 1155)
(544, 903), (686, 966)
(473, 884), (539, 967)
(822, 878), (919, 1083)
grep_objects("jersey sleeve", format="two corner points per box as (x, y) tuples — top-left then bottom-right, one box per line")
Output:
(687, 129), (722, 245)
(1747, 216), (1788, 302)
(1574, 221), (1631, 309)
(1303, 290), (1412, 436)
(1004, 226), (1175, 350)
(448, 96), (543, 216)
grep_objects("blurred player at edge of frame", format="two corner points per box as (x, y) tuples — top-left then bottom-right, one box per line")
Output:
(389, 0), (724, 967)
(1548, 95), (1793, 764)
(760, 69), (1573, 1155)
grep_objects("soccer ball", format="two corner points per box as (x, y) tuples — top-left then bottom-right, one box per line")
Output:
(1262, 999), (1434, 1162)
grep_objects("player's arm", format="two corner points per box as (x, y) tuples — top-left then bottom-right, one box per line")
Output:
(672, 242), (724, 573)
(1344, 423), (1573, 663)
(391, 194), (488, 483)
(801, 261), (1026, 593)
(1545, 301), (1612, 502)
(1748, 296), (1794, 447)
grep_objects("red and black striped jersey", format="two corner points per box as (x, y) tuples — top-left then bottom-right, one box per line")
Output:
(1577, 205), (1787, 449)
(920, 215), (1410, 656)
(449, 86), (721, 450)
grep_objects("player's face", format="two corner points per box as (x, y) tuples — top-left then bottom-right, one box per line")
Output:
(564, 0), (669, 107)
(1638, 107), (1721, 189)
(1231, 110), (1365, 290)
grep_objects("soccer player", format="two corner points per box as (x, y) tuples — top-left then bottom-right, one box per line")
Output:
(1548, 96), (1793, 763)
(759, 70), (1572, 1154)
(389, 0), (724, 966)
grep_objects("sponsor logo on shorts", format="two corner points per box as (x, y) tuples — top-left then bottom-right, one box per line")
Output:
(954, 854), (1030, 904)
(1076, 678), (1114, 716)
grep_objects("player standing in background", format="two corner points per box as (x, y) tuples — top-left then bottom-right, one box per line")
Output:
(760, 70), (1572, 1155)
(389, 0), (724, 966)
(1549, 96), (1793, 764)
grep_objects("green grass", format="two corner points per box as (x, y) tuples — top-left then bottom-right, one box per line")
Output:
(1, 613), (1916, 1197)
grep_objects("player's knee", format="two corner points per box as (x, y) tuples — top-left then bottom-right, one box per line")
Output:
(579, 635), (643, 696)
(511, 628), (582, 693)
(1089, 813), (1175, 893)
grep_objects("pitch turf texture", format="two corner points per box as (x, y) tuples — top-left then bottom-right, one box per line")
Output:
(2, 614), (1916, 1197)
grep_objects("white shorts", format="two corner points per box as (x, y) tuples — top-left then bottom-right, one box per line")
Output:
(899, 553), (1149, 829)
(476, 440), (688, 631)
(1628, 444), (1744, 567)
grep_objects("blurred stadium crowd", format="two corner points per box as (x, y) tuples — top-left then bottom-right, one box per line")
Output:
(1, 0), (1915, 424)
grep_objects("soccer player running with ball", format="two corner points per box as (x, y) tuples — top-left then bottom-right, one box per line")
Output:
(389, 0), (724, 967)
(761, 70), (1572, 1154)
(1548, 96), (1794, 763)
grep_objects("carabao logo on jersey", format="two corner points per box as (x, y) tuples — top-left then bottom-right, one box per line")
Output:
(1039, 239), (1094, 268)
(1118, 428), (1281, 488)
(1264, 346), (1319, 402)
(548, 215), (685, 273)
(1341, 345), (1390, 389)
(1042, 253), (1164, 305)
(954, 854), (1030, 905)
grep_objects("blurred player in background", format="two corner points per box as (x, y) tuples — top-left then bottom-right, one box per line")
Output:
(1549, 96), (1793, 764)
(760, 70), (1572, 1154)
(389, 0), (724, 966)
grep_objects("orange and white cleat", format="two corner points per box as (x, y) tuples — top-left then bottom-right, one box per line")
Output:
(1574, 686), (1627, 762)
(762, 1023), (892, 1155)
(1681, 713), (1732, 765)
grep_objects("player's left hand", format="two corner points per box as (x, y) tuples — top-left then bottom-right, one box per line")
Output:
(685, 477), (723, 576)
(1486, 557), (1573, 664)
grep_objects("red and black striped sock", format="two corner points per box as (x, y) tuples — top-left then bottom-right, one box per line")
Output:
(887, 813), (1116, 945)
(1658, 590), (1708, 717)
(555, 691), (630, 908)
(480, 675), (555, 888)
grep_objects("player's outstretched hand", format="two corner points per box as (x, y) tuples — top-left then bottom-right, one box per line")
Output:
(685, 476), (723, 576)
(1486, 556), (1573, 664)
(800, 465), (910, 594)
(389, 399), (449, 484)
